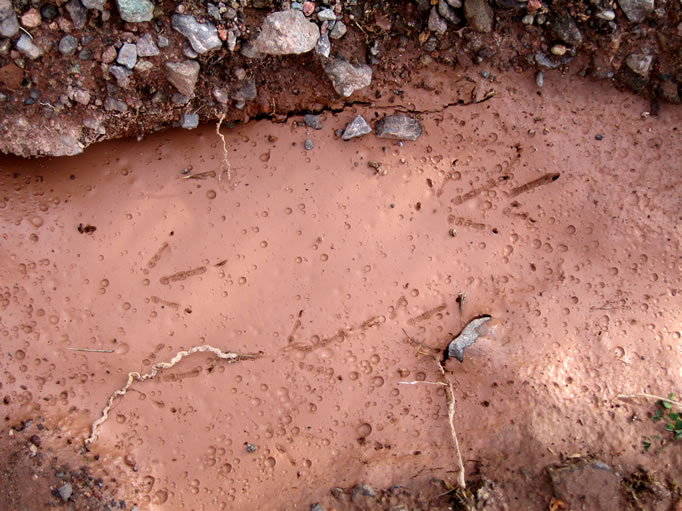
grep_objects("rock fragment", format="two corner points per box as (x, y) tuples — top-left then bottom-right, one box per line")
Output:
(438, 0), (460, 24)
(324, 57), (372, 97)
(104, 96), (128, 112)
(446, 315), (491, 362)
(109, 65), (132, 87)
(165, 60), (200, 96)
(551, 14), (583, 46)
(464, 0), (494, 32)
(254, 9), (319, 55)
(304, 114), (322, 130)
(172, 14), (222, 54)
(342, 115), (371, 140)
(375, 113), (422, 141)
(181, 113), (199, 129)
(0, 0), (20, 38)
(58, 35), (79, 55)
(81, 0), (105, 10)
(329, 20), (346, 39)
(57, 483), (73, 502)
(619, 53), (653, 92)
(21, 8), (42, 28)
(16, 33), (44, 59)
(116, 0), (154, 22)
(315, 33), (330, 57)
(65, 0), (87, 29)
(136, 33), (159, 56)
(616, 0), (653, 22)
(428, 7), (448, 34)
(117, 43), (137, 69)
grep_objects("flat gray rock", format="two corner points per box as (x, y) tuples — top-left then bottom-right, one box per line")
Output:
(116, 0), (154, 22)
(181, 113), (199, 129)
(65, 0), (87, 29)
(375, 113), (422, 141)
(324, 57), (372, 97)
(551, 14), (583, 46)
(136, 33), (159, 57)
(16, 33), (44, 59)
(117, 43), (137, 69)
(329, 20), (346, 39)
(304, 114), (322, 130)
(428, 6), (447, 34)
(464, 0), (494, 32)
(342, 115), (371, 140)
(172, 14), (222, 54)
(254, 9), (319, 55)
(81, 0), (105, 10)
(447, 315), (491, 362)
(57, 483), (73, 502)
(617, 0), (653, 22)
(109, 65), (132, 87)
(165, 60), (200, 96)
(0, 0), (19, 38)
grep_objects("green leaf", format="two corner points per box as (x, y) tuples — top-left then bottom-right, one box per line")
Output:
(669, 413), (679, 420)
(653, 410), (663, 423)
(675, 418), (682, 429)
(668, 392), (676, 400)
(642, 439), (651, 452)
(661, 400), (672, 410)
(665, 423), (674, 431)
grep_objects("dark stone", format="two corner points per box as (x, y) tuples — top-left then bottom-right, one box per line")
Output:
(375, 113), (422, 141)
(40, 3), (58, 20)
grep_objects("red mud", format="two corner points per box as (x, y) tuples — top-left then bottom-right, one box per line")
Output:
(0, 65), (680, 510)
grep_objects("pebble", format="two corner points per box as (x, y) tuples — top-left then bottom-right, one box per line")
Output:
(375, 113), (422, 141)
(342, 115), (371, 140)
(464, 0), (494, 32)
(101, 45), (117, 63)
(78, 48), (92, 60)
(57, 483), (73, 502)
(324, 57), (372, 97)
(136, 33), (159, 57)
(157, 35), (169, 48)
(315, 33), (331, 57)
(329, 20), (346, 39)
(428, 6), (448, 34)
(40, 3), (58, 21)
(304, 138), (314, 150)
(21, 8), (42, 28)
(213, 87), (228, 104)
(596, 9), (616, 20)
(172, 14), (222, 54)
(65, 0), (87, 29)
(551, 14), (583, 46)
(438, 0), (460, 24)
(165, 60), (200, 96)
(616, 0), (653, 22)
(551, 44), (567, 56)
(134, 60), (153, 72)
(207, 3), (221, 21)
(183, 42), (198, 58)
(109, 65), (132, 87)
(16, 33), (43, 59)
(536, 70), (544, 87)
(311, 505), (324, 511)
(0, 0), (20, 38)
(117, 43), (137, 69)
(595, 134), (604, 140)
(181, 113), (199, 129)
(58, 35), (79, 55)
(304, 114), (323, 130)
(171, 92), (189, 105)
(521, 13), (534, 24)
(254, 9), (320, 55)
(625, 53), (653, 76)
(81, 0), (104, 9)
(446, 0), (462, 7)
(317, 8), (336, 21)
(116, 0), (154, 22)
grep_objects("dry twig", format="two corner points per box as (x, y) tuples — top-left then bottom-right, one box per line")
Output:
(85, 345), (260, 447)
(216, 113), (232, 181)
(616, 393), (682, 408)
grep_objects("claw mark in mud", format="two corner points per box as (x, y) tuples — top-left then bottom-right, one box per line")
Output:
(507, 172), (560, 198)
(285, 329), (347, 353)
(447, 215), (487, 231)
(159, 266), (206, 285)
(146, 242), (169, 271)
(389, 295), (409, 319)
(362, 315), (386, 329)
(452, 175), (510, 205)
(150, 296), (180, 310)
(407, 303), (447, 325)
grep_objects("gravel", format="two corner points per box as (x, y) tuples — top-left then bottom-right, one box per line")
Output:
(16, 33), (44, 59)
(136, 33), (159, 57)
(342, 115), (371, 140)
(616, 0), (653, 22)
(109, 65), (132, 87)
(254, 9), (320, 55)
(116, 0), (154, 22)
(329, 20), (347, 39)
(58, 35), (79, 55)
(65, 0), (87, 29)
(81, 0), (105, 10)
(40, 3), (58, 20)
(304, 114), (323, 130)
(0, 0), (20, 37)
(57, 483), (73, 502)
(165, 60), (200, 96)
(438, 0), (460, 24)
(375, 113), (422, 141)
(464, 0), (494, 32)
(551, 14), (583, 46)
(428, 7), (448, 34)
(117, 43), (137, 69)
(304, 138), (314, 150)
(315, 33), (331, 57)
(181, 113), (199, 129)
(172, 14), (223, 54)
(324, 57), (372, 97)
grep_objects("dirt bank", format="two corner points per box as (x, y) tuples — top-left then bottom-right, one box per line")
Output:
(1, 57), (680, 509)
(0, 0), (680, 157)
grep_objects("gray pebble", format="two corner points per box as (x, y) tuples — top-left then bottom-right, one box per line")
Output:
(157, 35), (169, 48)
(78, 47), (92, 60)
(536, 70), (544, 87)
(317, 8), (336, 21)
(16, 33), (43, 59)
(109, 65), (132, 87)
(329, 20), (346, 39)
(104, 96), (128, 112)
(58, 35), (78, 55)
(315, 33), (330, 58)
(136, 33), (159, 57)
(304, 138), (314, 150)
(342, 114), (371, 140)
(304, 114), (322, 130)
(117, 43), (137, 69)
(65, 0), (87, 29)
(181, 113), (199, 129)
(57, 483), (73, 502)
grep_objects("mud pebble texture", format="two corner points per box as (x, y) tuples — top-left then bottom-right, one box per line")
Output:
(254, 9), (320, 55)
(464, 0), (494, 32)
(171, 14), (222, 54)
(324, 57), (372, 97)
(342, 115), (372, 140)
(116, 0), (153, 22)
(165, 60), (200, 96)
(374, 113), (423, 140)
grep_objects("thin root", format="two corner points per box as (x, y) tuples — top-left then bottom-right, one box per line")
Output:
(216, 114), (232, 181)
(616, 393), (681, 408)
(85, 345), (260, 447)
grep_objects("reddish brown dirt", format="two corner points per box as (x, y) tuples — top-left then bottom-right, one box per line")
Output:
(0, 63), (680, 510)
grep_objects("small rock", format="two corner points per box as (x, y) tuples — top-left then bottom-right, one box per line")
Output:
(116, 0), (154, 22)
(136, 33), (159, 56)
(626, 53), (653, 76)
(342, 115), (371, 140)
(207, 3), (221, 21)
(16, 33), (43, 59)
(58, 35), (78, 55)
(0, 0), (20, 38)
(78, 47), (92, 60)
(551, 44), (567, 56)
(521, 13), (534, 24)
(40, 4), (58, 20)
(551, 14), (583, 46)
(232, 79), (257, 101)
(102, 45), (117, 63)
(304, 138), (314, 150)
(447, 315), (491, 362)
(104, 96), (128, 112)
(310, 505), (324, 511)
(171, 92), (189, 105)
(183, 42), (198, 58)
(324, 57), (372, 97)
(81, 0), (104, 10)
(317, 8), (336, 21)
(213, 87), (229, 104)
(438, 0), (460, 24)
(71, 88), (90, 104)
(65, 0), (87, 29)
(134, 60), (153, 72)
(352, 484), (377, 500)
(428, 6), (447, 33)
(315, 33), (330, 57)
(302, 1), (314, 16)
(375, 113), (422, 141)
(181, 113), (199, 129)
(329, 20), (346, 39)
(21, 8), (41, 28)
(157, 35), (169, 48)
(172, 14), (222, 54)
(446, 0), (463, 7)
(226, 29), (237, 51)
(165, 59), (200, 96)
(464, 0), (494, 32)
(57, 483), (73, 502)
(536, 70), (544, 87)
(617, 0), (653, 22)
(117, 43), (137, 69)
(29, 435), (41, 446)
(109, 65), (132, 87)
(254, 9), (320, 55)
(304, 114), (322, 130)
(596, 9), (616, 20)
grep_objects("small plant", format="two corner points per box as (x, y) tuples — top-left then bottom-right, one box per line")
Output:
(641, 393), (681, 453)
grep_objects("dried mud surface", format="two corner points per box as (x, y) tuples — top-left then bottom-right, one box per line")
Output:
(0, 63), (681, 510)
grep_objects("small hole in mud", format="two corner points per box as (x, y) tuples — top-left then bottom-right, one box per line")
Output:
(481, 401), (490, 407)
(492, 228), (499, 234)
(170, 231), (174, 236)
